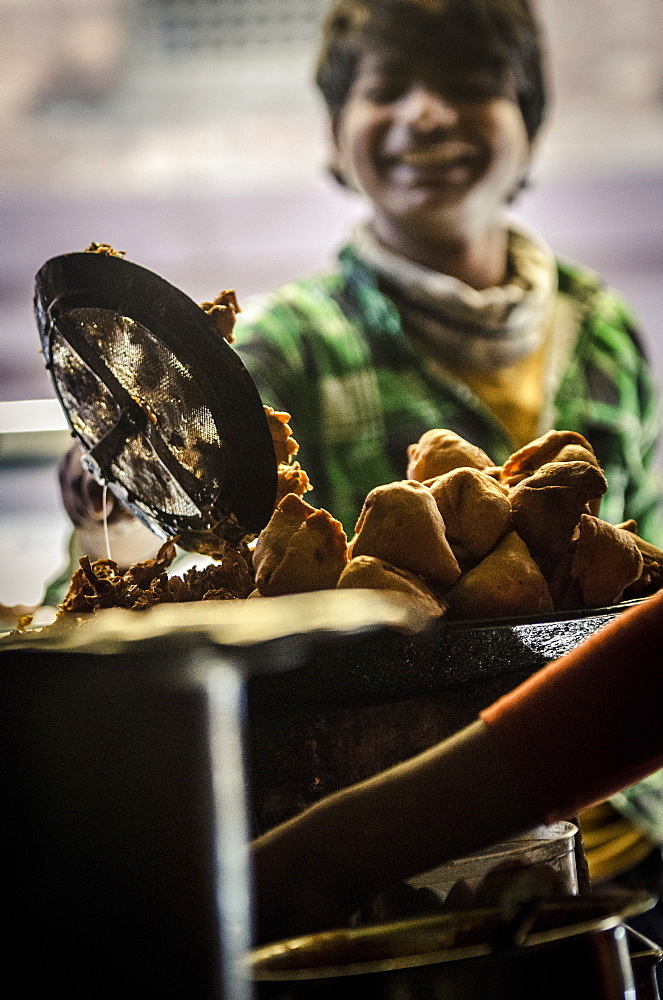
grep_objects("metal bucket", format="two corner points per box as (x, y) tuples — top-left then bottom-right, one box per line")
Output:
(407, 822), (579, 906)
(249, 890), (656, 1000)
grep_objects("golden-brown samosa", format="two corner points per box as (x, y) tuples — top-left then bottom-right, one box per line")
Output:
(406, 429), (493, 482)
(619, 527), (663, 599)
(352, 480), (461, 588)
(426, 468), (511, 565)
(567, 514), (644, 608)
(337, 555), (447, 624)
(253, 493), (348, 596)
(509, 460), (608, 576)
(253, 494), (315, 583)
(501, 429), (599, 487)
(445, 532), (553, 619)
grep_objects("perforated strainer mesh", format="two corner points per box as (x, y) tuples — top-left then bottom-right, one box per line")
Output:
(51, 331), (121, 449)
(110, 433), (201, 519)
(48, 307), (228, 523)
(69, 307), (223, 488)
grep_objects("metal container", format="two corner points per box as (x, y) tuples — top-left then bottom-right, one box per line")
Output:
(249, 890), (656, 1000)
(407, 822), (579, 905)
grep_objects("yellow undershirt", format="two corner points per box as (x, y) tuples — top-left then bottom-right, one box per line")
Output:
(446, 335), (550, 450)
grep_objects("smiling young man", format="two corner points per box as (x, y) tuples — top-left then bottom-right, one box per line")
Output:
(232, 0), (662, 545)
(330, 46), (532, 289)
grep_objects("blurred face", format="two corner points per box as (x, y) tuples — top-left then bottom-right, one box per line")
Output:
(332, 48), (532, 256)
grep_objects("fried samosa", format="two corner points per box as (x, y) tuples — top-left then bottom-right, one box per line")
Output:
(337, 555), (447, 625)
(426, 468), (512, 565)
(620, 527), (663, 599)
(568, 514), (644, 608)
(406, 429), (493, 482)
(445, 531), (553, 619)
(252, 493), (348, 596)
(352, 480), (461, 588)
(501, 429), (599, 487)
(509, 460), (608, 576)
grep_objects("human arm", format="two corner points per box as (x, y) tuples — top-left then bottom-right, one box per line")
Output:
(595, 293), (662, 545)
(252, 589), (663, 942)
(621, 315), (663, 547)
(554, 266), (663, 546)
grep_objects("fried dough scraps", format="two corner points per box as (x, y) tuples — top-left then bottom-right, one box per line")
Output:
(274, 461), (311, 505)
(84, 242), (126, 258)
(60, 538), (255, 614)
(262, 406), (313, 504)
(264, 407), (299, 465)
(200, 290), (241, 344)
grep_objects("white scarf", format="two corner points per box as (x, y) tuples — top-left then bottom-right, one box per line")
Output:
(352, 220), (558, 371)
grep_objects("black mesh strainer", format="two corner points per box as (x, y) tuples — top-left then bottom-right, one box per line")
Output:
(34, 251), (277, 547)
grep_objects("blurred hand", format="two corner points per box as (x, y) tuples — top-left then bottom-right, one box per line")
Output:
(58, 442), (135, 529)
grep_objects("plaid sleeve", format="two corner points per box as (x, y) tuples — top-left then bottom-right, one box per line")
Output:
(613, 298), (663, 546)
(231, 278), (393, 529)
(597, 292), (663, 546)
(555, 265), (663, 546)
(232, 292), (309, 410)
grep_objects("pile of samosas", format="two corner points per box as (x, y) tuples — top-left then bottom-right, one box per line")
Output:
(249, 425), (662, 622)
(59, 415), (663, 622)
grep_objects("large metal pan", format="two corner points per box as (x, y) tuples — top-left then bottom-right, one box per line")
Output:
(245, 597), (647, 833)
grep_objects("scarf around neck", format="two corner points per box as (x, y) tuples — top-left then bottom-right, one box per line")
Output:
(351, 220), (558, 371)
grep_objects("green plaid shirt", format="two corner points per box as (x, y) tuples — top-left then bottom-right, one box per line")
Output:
(234, 243), (663, 544)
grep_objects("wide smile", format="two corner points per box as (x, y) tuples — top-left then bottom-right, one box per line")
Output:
(383, 143), (484, 187)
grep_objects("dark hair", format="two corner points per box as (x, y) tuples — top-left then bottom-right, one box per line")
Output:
(315, 0), (547, 142)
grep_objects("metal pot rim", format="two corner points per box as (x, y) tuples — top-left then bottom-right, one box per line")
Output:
(248, 891), (656, 982)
